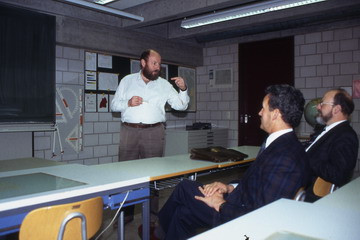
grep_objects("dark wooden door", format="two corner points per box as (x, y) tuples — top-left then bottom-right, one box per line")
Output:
(238, 37), (294, 146)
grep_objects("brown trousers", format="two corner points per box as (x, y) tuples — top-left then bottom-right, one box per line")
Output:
(119, 123), (165, 161)
(118, 123), (165, 220)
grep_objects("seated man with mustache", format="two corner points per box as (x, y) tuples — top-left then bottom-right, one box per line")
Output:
(304, 88), (358, 202)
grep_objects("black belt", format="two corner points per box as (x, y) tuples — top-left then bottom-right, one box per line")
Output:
(123, 122), (163, 128)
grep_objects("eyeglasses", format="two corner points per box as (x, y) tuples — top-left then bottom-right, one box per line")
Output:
(319, 101), (335, 106)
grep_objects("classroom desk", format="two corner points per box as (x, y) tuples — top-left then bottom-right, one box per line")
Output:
(0, 162), (150, 240)
(191, 177), (360, 240)
(90, 145), (258, 190)
(0, 146), (258, 239)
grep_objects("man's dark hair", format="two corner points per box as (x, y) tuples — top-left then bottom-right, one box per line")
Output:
(333, 88), (354, 116)
(265, 84), (305, 128)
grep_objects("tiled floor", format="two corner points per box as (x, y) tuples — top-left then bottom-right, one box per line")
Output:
(95, 167), (247, 240)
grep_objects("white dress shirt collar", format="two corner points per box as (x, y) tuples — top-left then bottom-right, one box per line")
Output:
(265, 128), (293, 148)
(324, 120), (346, 132)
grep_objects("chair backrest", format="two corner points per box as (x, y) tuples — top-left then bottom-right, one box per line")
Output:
(293, 187), (306, 201)
(19, 197), (103, 240)
(313, 177), (338, 197)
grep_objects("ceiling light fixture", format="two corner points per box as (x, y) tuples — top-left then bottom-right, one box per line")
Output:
(61, 0), (144, 21)
(181, 0), (327, 29)
(94, 0), (116, 5)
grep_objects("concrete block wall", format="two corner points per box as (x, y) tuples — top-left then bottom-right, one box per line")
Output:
(33, 45), (196, 165)
(166, 111), (196, 128)
(196, 44), (239, 147)
(294, 25), (360, 173)
(33, 26), (359, 170)
(196, 24), (360, 172)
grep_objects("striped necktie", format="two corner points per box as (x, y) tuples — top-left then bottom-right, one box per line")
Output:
(257, 141), (266, 157)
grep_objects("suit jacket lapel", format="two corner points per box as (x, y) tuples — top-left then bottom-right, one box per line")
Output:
(307, 121), (349, 154)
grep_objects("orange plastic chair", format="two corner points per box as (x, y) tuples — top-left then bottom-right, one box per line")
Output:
(19, 197), (103, 240)
(313, 177), (338, 197)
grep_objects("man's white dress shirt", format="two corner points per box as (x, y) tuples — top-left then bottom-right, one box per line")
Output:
(111, 71), (189, 124)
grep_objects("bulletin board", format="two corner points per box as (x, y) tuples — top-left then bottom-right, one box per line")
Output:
(84, 51), (130, 112)
(84, 51), (196, 112)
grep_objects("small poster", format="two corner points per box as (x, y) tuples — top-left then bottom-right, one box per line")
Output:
(160, 64), (168, 80)
(85, 52), (97, 71)
(109, 94), (115, 111)
(98, 54), (112, 69)
(85, 71), (97, 90)
(98, 72), (119, 91)
(179, 67), (196, 112)
(85, 93), (97, 112)
(131, 59), (140, 73)
(98, 94), (109, 112)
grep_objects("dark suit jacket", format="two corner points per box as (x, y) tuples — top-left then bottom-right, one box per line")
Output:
(305, 121), (358, 202)
(220, 131), (309, 223)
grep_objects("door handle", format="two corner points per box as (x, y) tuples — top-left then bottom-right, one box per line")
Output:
(240, 114), (251, 123)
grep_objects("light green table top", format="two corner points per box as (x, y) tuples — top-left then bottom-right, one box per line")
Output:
(191, 177), (360, 240)
(0, 172), (86, 199)
(0, 146), (259, 212)
(191, 197), (360, 240)
(90, 145), (259, 181)
(0, 162), (148, 212)
(0, 157), (63, 172)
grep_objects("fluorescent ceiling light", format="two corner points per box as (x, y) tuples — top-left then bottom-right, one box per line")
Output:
(61, 0), (144, 21)
(181, 0), (327, 29)
(94, 0), (116, 4)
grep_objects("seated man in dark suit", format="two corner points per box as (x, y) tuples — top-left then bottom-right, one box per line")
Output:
(305, 89), (359, 202)
(157, 85), (310, 240)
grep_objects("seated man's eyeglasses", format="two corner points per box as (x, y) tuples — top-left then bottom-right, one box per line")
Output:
(319, 101), (335, 106)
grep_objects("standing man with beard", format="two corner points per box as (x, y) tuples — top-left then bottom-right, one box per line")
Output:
(111, 49), (189, 222)
(305, 88), (358, 202)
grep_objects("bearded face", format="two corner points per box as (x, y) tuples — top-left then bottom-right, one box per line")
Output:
(142, 61), (161, 81)
(316, 109), (332, 125)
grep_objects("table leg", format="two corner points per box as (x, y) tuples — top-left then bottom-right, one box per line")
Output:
(142, 198), (150, 240)
(118, 211), (124, 240)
